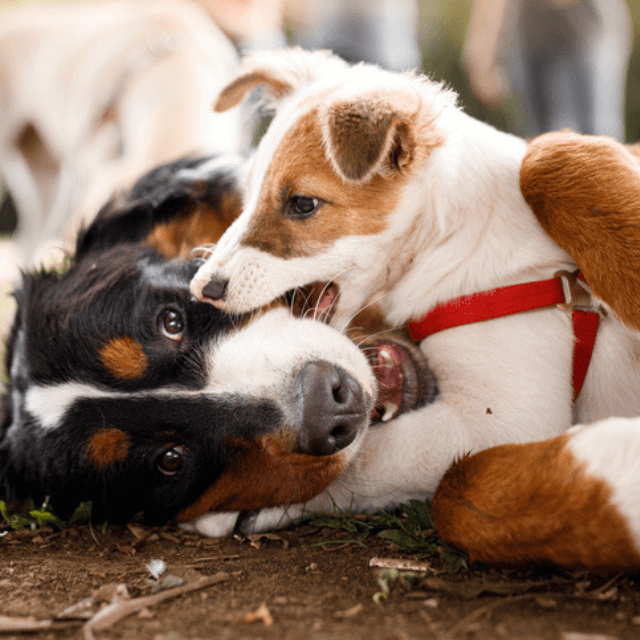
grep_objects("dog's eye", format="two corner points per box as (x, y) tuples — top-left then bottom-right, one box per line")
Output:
(286, 195), (320, 219)
(160, 309), (185, 340)
(157, 445), (185, 476)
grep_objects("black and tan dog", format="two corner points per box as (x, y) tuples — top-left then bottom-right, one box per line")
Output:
(0, 154), (433, 535)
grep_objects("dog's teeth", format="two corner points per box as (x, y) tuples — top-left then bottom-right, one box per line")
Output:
(380, 348), (395, 368)
(381, 402), (399, 422)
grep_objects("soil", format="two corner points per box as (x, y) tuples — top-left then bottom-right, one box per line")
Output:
(1, 520), (640, 640)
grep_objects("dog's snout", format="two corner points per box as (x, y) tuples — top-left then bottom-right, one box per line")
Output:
(202, 276), (228, 302)
(296, 361), (365, 456)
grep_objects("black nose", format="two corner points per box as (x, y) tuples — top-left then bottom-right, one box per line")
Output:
(296, 361), (366, 456)
(202, 277), (228, 301)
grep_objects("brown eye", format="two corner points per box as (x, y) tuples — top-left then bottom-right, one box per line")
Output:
(286, 195), (320, 219)
(157, 445), (185, 476)
(161, 309), (185, 340)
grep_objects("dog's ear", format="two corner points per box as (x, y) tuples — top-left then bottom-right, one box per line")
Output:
(320, 94), (427, 182)
(214, 47), (347, 112)
(75, 156), (242, 259)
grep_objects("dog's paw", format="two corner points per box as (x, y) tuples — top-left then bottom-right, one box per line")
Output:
(180, 511), (240, 537)
(235, 506), (306, 534)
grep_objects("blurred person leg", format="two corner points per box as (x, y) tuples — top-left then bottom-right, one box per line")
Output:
(288, 0), (421, 71)
(515, 0), (631, 139)
(511, 0), (591, 136)
(464, 0), (632, 140)
(583, 0), (632, 140)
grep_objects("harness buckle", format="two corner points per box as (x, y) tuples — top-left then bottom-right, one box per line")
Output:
(555, 270), (602, 318)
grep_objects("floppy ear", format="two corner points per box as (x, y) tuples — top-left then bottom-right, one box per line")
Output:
(214, 47), (347, 113)
(75, 156), (242, 259)
(320, 94), (423, 182)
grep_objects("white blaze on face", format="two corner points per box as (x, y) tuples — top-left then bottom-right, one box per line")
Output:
(204, 308), (375, 408)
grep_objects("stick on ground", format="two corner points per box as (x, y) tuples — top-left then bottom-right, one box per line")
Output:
(83, 572), (229, 640)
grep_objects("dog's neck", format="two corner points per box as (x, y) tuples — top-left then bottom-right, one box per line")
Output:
(334, 112), (575, 329)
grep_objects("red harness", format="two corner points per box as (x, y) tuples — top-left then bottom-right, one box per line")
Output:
(407, 271), (600, 401)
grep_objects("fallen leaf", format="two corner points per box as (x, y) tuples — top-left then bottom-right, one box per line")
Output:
(334, 603), (363, 619)
(535, 596), (557, 608)
(92, 583), (130, 604)
(116, 545), (136, 555)
(164, 566), (202, 584)
(158, 531), (182, 544)
(126, 524), (148, 540)
(245, 533), (289, 550)
(234, 602), (274, 627)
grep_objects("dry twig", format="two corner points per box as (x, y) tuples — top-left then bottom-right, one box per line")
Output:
(369, 557), (432, 572)
(83, 572), (229, 640)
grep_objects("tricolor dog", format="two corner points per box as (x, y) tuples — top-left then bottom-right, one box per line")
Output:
(188, 48), (640, 571)
(0, 154), (434, 537)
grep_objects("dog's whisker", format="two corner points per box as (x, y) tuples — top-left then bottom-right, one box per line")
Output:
(334, 289), (393, 335)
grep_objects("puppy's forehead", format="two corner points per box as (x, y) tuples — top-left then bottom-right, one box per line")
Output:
(241, 107), (406, 258)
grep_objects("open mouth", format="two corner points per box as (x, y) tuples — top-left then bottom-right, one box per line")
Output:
(287, 282), (438, 424)
(366, 337), (437, 423)
(287, 281), (340, 324)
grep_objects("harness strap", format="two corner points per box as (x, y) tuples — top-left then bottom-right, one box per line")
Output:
(407, 273), (600, 401)
(572, 309), (600, 401)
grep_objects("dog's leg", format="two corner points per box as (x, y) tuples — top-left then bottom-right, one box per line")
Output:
(521, 131), (640, 331)
(0, 150), (45, 263)
(43, 47), (242, 250)
(431, 417), (640, 572)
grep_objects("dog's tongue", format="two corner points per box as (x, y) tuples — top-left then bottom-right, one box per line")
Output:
(369, 341), (407, 422)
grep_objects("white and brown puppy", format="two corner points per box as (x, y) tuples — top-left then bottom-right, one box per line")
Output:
(188, 49), (640, 569)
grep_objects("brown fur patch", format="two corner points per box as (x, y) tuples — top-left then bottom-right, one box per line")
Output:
(86, 427), (130, 469)
(146, 194), (241, 259)
(214, 71), (292, 113)
(241, 108), (419, 258)
(521, 131), (640, 331)
(174, 433), (344, 520)
(98, 336), (148, 381)
(431, 434), (640, 573)
(326, 101), (396, 180)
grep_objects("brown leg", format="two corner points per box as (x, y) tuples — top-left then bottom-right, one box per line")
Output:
(521, 131), (640, 331)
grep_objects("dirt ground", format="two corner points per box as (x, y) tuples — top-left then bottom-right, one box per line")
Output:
(1, 519), (640, 640)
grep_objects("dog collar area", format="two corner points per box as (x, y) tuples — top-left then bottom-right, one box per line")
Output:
(407, 270), (601, 401)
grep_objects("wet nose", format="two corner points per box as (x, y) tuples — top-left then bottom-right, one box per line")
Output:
(296, 361), (366, 456)
(202, 276), (228, 302)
